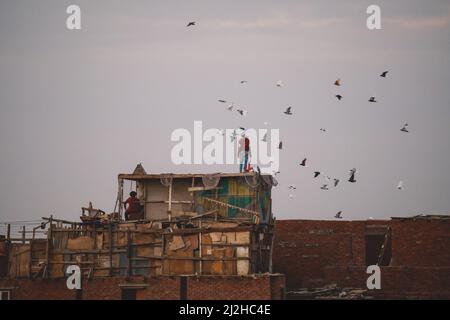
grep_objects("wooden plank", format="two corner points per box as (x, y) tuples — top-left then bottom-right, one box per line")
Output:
(188, 187), (222, 192)
(109, 223), (113, 276)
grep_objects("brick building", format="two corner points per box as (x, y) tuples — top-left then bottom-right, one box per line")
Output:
(0, 171), (285, 300)
(272, 215), (450, 299)
(0, 168), (448, 300)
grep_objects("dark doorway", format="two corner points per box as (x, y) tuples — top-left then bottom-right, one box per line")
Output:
(365, 234), (392, 266)
(121, 288), (137, 300)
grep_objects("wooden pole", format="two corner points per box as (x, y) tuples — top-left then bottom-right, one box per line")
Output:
(168, 181), (173, 222)
(199, 219), (202, 275)
(268, 232), (275, 273)
(45, 215), (53, 278)
(109, 223), (113, 277)
(22, 226), (26, 244)
(127, 230), (131, 277)
(29, 239), (33, 279)
(6, 224), (10, 241)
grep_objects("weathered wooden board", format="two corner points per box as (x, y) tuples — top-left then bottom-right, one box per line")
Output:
(67, 236), (93, 250)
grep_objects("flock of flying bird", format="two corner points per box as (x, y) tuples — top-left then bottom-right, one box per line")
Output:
(188, 20), (408, 219)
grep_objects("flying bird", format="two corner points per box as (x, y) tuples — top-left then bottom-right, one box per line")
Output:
(400, 124), (409, 133)
(320, 128), (327, 133)
(186, 21), (196, 27)
(348, 168), (357, 183)
(278, 141), (283, 150)
(240, 80), (248, 84)
(369, 96), (377, 103)
(276, 80), (283, 87)
(236, 109), (248, 116)
(218, 99), (227, 103)
(334, 179), (340, 187)
(335, 211), (343, 219)
(284, 107), (293, 115)
(230, 130), (238, 142)
(239, 127), (246, 132)
(300, 158), (307, 167)
(336, 94), (343, 101)
(261, 133), (268, 142)
(320, 184), (329, 191)
(334, 78), (341, 86)
(380, 71), (389, 78)
(288, 185), (297, 190)
(397, 181), (404, 190)
(314, 171), (321, 178)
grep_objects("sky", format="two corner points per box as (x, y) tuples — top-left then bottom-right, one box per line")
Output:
(1, 0), (450, 229)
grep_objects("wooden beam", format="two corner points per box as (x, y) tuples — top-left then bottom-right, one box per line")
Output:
(168, 180), (173, 221)
(22, 226), (26, 244)
(109, 223), (113, 276)
(187, 187), (222, 192)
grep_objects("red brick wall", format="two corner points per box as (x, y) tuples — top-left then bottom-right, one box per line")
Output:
(186, 276), (281, 300)
(0, 279), (76, 300)
(0, 275), (284, 300)
(390, 219), (450, 267)
(272, 219), (450, 299)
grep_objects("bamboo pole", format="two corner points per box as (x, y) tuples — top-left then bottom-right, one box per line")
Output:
(109, 223), (113, 276)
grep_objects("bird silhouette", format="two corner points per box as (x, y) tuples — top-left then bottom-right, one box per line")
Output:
(320, 128), (327, 133)
(397, 181), (404, 190)
(261, 133), (268, 142)
(336, 94), (343, 101)
(334, 179), (340, 187)
(321, 184), (329, 191)
(400, 124), (409, 133)
(314, 171), (321, 178)
(278, 141), (283, 150)
(218, 99), (227, 103)
(187, 22), (196, 27)
(284, 107), (293, 115)
(369, 96), (377, 103)
(237, 109), (248, 116)
(334, 78), (341, 86)
(300, 158), (307, 167)
(276, 80), (283, 87)
(348, 168), (357, 183)
(289, 185), (297, 190)
(335, 211), (343, 219)
(380, 71), (389, 78)
(240, 80), (248, 84)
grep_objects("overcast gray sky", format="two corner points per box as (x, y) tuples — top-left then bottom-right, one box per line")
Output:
(1, 0), (450, 226)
